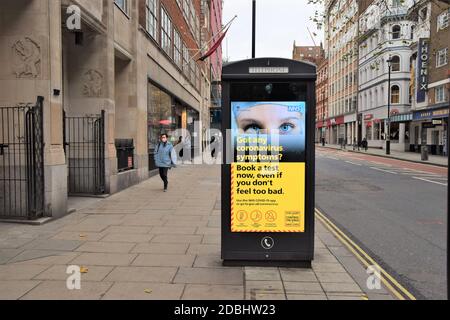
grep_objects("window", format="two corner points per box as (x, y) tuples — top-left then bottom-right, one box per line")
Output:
(437, 10), (449, 31)
(391, 85), (400, 104)
(174, 29), (182, 68)
(392, 0), (401, 7)
(146, 0), (158, 40)
(161, 8), (172, 57)
(435, 85), (447, 103)
(183, 0), (189, 21)
(190, 60), (195, 83)
(392, 25), (401, 39)
(420, 8), (428, 23)
(391, 56), (400, 72)
(182, 43), (189, 76)
(436, 48), (448, 67)
(115, 0), (127, 13)
(410, 26), (414, 40)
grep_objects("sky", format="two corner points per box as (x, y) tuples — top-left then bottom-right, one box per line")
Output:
(222, 0), (325, 62)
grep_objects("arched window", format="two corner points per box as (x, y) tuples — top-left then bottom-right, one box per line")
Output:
(391, 56), (401, 72)
(392, 25), (401, 39)
(391, 85), (400, 104)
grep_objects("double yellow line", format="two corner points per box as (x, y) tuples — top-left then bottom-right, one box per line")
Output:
(315, 208), (417, 301)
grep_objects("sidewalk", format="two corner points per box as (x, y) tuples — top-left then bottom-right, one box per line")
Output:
(319, 143), (448, 167)
(0, 164), (394, 300)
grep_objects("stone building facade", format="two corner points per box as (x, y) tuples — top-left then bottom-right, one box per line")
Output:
(0, 0), (221, 220)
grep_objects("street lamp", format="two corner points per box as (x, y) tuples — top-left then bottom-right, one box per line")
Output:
(386, 58), (393, 155)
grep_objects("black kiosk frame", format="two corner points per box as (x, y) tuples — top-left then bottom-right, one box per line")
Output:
(221, 58), (317, 267)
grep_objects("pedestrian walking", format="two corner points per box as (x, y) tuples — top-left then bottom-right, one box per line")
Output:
(362, 137), (368, 151)
(154, 133), (177, 192)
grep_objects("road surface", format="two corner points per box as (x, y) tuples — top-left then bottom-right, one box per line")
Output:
(316, 147), (448, 300)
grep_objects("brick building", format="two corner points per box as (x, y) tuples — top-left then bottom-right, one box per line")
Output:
(316, 58), (329, 143)
(292, 42), (324, 65)
(409, 0), (449, 156)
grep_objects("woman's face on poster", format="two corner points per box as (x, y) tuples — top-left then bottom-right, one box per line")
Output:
(236, 104), (304, 135)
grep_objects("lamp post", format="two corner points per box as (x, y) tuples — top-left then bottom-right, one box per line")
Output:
(386, 58), (393, 155)
(252, 0), (256, 59)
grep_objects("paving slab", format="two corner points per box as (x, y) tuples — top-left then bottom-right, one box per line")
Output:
(7, 251), (80, 265)
(70, 253), (137, 266)
(174, 268), (243, 285)
(104, 266), (177, 283)
(182, 284), (244, 300)
(20, 281), (113, 300)
(132, 243), (189, 255)
(0, 281), (41, 300)
(151, 234), (203, 244)
(100, 233), (154, 243)
(0, 264), (50, 280)
(102, 282), (185, 300)
(132, 254), (196, 267)
(75, 242), (136, 253)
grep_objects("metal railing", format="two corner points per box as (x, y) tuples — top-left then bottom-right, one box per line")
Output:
(64, 111), (105, 195)
(0, 97), (45, 220)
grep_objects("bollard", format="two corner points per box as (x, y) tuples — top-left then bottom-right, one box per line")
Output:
(421, 145), (429, 161)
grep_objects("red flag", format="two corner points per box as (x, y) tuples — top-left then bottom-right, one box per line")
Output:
(198, 27), (229, 62)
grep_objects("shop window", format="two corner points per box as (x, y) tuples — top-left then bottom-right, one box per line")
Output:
(392, 25), (401, 40)
(391, 85), (400, 104)
(366, 125), (372, 140)
(391, 55), (400, 72)
(374, 122), (381, 140)
(390, 123), (400, 142)
(148, 84), (176, 152)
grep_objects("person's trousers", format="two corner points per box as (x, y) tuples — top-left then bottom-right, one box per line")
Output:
(159, 167), (169, 190)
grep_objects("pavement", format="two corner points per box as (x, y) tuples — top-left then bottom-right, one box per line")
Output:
(0, 164), (395, 300)
(316, 147), (447, 300)
(319, 143), (448, 167)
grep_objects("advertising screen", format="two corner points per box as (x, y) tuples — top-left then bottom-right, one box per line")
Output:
(231, 101), (307, 233)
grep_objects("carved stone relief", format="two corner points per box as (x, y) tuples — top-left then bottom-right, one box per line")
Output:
(12, 37), (41, 78)
(83, 69), (103, 97)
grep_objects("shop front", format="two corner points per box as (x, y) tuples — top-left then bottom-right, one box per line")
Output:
(316, 121), (326, 144)
(147, 82), (200, 171)
(410, 106), (449, 156)
(327, 116), (344, 145)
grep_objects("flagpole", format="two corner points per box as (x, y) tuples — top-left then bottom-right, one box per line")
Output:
(183, 15), (237, 68)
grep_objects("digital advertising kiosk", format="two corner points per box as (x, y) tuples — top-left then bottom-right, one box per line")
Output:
(221, 58), (317, 267)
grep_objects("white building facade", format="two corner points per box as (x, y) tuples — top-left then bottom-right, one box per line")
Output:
(358, 0), (416, 151)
